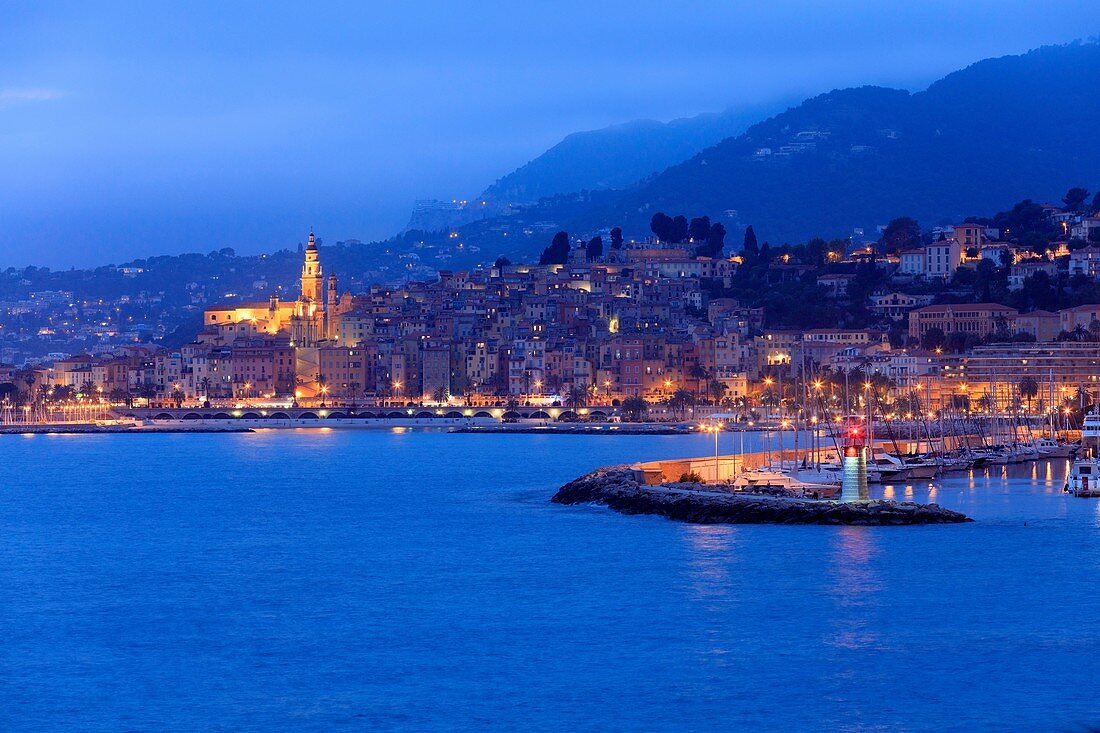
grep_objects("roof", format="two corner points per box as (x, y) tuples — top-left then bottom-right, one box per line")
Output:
(914, 303), (1017, 314)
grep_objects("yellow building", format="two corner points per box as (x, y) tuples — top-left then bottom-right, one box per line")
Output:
(204, 231), (348, 347)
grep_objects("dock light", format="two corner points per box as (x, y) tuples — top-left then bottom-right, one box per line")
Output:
(813, 380), (823, 391)
(863, 381), (872, 391)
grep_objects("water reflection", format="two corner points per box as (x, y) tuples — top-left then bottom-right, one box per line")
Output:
(824, 527), (884, 651)
(683, 524), (737, 602)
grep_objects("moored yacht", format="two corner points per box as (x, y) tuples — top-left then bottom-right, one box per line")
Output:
(1065, 413), (1100, 497)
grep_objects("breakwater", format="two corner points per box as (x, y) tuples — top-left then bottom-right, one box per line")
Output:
(552, 467), (972, 526)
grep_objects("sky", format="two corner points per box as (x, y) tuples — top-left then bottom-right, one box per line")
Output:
(2, 1), (1097, 267)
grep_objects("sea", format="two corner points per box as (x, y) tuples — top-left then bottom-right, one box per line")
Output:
(2, 428), (1098, 732)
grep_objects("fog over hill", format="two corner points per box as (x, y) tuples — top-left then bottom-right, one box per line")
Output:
(456, 41), (1100, 256)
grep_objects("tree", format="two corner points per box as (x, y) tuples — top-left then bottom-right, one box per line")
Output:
(79, 379), (96, 398)
(708, 222), (726, 258)
(920, 327), (946, 351)
(585, 235), (603, 261)
(432, 386), (448, 403)
(621, 396), (648, 421)
(688, 216), (711, 243)
(493, 256), (511, 268)
(1018, 376), (1039, 413)
(1063, 187), (1091, 213)
(538, 231), (571, 265)
(1092, 191), (1100, 214)
(609, 226), (624, 250)
(667, 389), (695, 419)
(566, 386), (589, 409)
(880, 216), (921, 254)
(669, 215), (689, 244)
(650, 213), (674, 242)
(742, 225), (758, 258)
(708, 380), (728, 405)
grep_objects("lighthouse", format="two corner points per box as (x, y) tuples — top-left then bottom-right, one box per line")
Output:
(841, 424), (869, 503)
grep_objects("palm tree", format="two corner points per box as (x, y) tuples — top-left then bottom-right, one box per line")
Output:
(667, 389), (695, 420)
(198, 377), (212, 404)
(622, 395), (648, 422)
(566, 385), (588, 409)
(79, 379), (96, 398)
(708, 380), (727, 406)
(1018, 376), (1039, 413)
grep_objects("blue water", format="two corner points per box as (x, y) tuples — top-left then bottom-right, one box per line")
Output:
(2, 429), (1098, 732)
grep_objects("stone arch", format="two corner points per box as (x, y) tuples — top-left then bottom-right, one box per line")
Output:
(444, 410), (463, 418)
(473, 411), (492, 418)
(502, 410), (521, 420)
(241, 412), (261, 419)
(182, 412), (202, 420)
(326, 411), (347, 419)
(270, 412), (291, 420)
(153, 413), (174, 420)
(297, 412), (319, 420)
(530, 410), (551, 420)
(212, 412), (232, 419)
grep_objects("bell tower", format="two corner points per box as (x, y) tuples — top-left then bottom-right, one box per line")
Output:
(301, 231), (323, 302)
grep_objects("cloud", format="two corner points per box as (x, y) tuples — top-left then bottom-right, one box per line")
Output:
(0, 87), (65, 109)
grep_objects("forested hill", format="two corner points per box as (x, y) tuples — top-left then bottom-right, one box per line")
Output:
(478, 100), (786, 204)
(486, 41), (1100, 247)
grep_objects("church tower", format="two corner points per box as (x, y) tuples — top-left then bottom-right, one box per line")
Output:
(301, 231), (323, 302)
(326, 272), (339, 339)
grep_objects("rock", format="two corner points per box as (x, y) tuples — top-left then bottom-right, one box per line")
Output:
(552, 467), (972, 526)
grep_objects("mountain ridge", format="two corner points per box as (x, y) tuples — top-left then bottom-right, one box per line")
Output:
(452, 40), (1100, 258)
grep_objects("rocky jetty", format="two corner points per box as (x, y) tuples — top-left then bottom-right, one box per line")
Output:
(552, 467), (972, 526)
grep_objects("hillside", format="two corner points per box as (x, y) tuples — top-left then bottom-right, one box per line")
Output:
(463, 41), (1100, 254)
(478, 101), (787, 204)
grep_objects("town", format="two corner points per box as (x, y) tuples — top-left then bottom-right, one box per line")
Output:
(2, 190), (1100, 425)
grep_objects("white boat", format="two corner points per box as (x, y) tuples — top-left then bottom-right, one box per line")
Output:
(1027, 437), (1075, 458)
(1065, 414), (1100, 497)
(733, 469), (840, 499)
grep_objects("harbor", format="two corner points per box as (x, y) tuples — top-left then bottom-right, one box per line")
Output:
(2, 426), (1096, 731)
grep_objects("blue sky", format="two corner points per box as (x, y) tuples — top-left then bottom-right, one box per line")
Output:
(2, 1), (1097, 266)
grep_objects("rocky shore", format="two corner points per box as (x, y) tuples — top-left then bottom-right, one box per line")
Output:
(552, 467), (972, 526)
